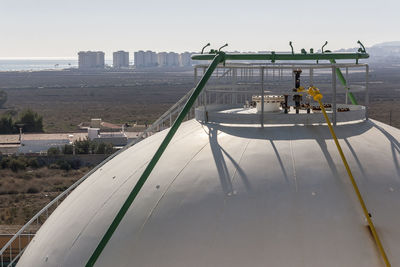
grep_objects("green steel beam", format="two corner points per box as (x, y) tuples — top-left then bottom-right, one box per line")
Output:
(85, 52), (225, 267)
(191, 52), (369, 62)
(330, 59), (358, 105)
(192, 51), (368, 105)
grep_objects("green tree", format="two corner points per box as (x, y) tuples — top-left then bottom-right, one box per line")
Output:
(0, 115), (15, 134)
(16, 109), (44, 133)
(94, 142), (106, 154)
(74, 139), (91, 154)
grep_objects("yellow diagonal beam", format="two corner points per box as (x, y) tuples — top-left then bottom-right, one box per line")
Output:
(308, 86), (390, 267)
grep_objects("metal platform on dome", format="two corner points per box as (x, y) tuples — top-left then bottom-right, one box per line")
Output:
(192, 59), (370, 126)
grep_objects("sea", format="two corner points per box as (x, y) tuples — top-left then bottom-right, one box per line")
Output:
(0, 59), (113, 71)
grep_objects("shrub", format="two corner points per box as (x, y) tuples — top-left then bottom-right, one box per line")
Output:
(62, 144), (74, 154)
(7, 190), (18, 195)
(56, 160), (71, 171)
(27, 158), (40, 168)
(0, 157), (10, 169)
(19, 173), (33, 180)
(9, 158), (26, 172)
(49, 163), (59, 169)
(47, 147), (60, 156)
(68, 158), (81, 170)
(26, 187), (39, 194)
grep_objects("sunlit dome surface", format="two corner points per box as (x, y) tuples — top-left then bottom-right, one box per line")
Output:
(17, 116), (400, 266)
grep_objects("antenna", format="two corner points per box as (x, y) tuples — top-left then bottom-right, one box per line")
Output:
(201, 43), (210, 54)
(218, 43), (228, 52)
(357, 40), (366, 53)
(289, 41), (294, 55)
(322, 41), (328, 53)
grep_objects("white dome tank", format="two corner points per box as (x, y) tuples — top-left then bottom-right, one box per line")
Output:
(14, 56), (400, 266)
(17, 115), (400, 266)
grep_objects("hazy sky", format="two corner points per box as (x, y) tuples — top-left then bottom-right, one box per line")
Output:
(1, 0), (398, 58)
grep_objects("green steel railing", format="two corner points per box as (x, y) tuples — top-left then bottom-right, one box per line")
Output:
(85, 52), (225, 267)
(192, 41), (369, 105)
(330, 59), (358, 105)
(191, 52), (369, 62)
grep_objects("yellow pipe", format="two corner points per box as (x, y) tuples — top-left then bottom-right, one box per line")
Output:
(308, 86), (391, 267)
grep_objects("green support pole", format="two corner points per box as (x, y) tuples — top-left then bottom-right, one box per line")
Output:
(330, 59), (358, 105)
(85, 52), (225, 267)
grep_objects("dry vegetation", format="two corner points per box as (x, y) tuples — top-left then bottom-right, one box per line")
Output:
(0, 167), (90, 226)
(0, 70), (194, 132)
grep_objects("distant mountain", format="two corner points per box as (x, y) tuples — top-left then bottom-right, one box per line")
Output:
(372, 41), (400, 47)
(336, 41), (400, 62)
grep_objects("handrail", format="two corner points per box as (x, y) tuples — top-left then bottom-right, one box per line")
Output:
(6, 247), (26, 267)
(191, 52), (369, 61)
(0, 86), (196, 266)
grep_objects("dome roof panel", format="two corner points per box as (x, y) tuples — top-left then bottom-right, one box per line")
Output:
(17, 119), (400, 267)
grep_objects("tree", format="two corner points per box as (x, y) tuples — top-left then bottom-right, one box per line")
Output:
(16, 109), (44, 133)
(0, 115), (15, 134)
(94, 142), (114, 154)
(0, 90), (8, 109)
(74, 139), (91, 154)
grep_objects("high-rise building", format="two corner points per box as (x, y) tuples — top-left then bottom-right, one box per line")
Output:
(134, 50), (145, 68)
(78, 51), (105, 70)
(135, 50), (195, 68)
(157, 52), (168, 67)
(135, 50), (157, 68)
(113, 51), (129, 68)
(180, 52), (193, 67)
(144, 51), (153, 67)
(167, 52), (179, 66)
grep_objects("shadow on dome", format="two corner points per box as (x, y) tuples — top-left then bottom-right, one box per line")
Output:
(203, 120), (374, 141)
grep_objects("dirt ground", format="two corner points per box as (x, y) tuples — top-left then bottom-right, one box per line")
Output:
(0, 167), (90, 227)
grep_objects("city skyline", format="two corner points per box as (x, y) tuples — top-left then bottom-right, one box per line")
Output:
(1, 0), (399, 58)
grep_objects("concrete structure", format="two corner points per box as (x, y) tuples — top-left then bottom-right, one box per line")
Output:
(88, 128), (128, 146)
(18, 139), (69, 154)
(78, 51), (105, 70)
(112, 51), (129, 68)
